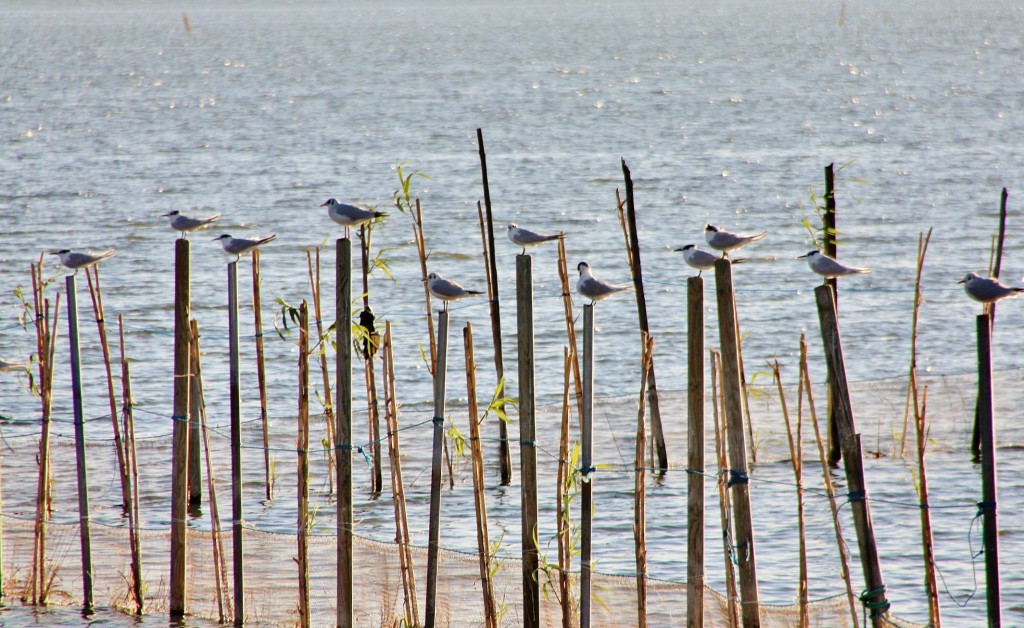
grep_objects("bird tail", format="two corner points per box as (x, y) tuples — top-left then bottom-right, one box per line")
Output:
(97, 249), (117, 261)
(259, 235), (277, 245)
(207, 214), (223, 223)
(373, 211), (388, 219)
(750, 231), (768, 242)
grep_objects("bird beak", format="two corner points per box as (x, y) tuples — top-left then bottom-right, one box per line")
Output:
(957, 278), (967, 284)
(797, 253), (810, 259)
(320, 201), (329, 207)
(673, 248), (685, 252)
(161, 212), (173, 217)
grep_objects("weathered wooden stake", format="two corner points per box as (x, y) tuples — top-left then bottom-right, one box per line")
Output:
(914, 384), (941, 627)
(516, 254), (540, 626)
(556, 239), (585, 425)
(297, 301), (311, 628)
(336, 238), (354, 628)
(118, 314), (144, 615)
(686, 277), (705, 628)
(634, 334), (653, 628)
(306, 248), (336, 494)
(556, 348), (573, 627)
(188, 321), (203, 508)
(66, 274), (95, 613)
(252, 249), (272, 500)
(815, 284), (888, 627)
(711, 350), (739, 628)
(773, 361), (808, 628)
(359, 225), (384, 495)
(823, 163), (841, 467)
(976, 313), (1001, 626)
(580, 304), (594, 628)
(900, 229), (933, 456)
(464, 323), (497, 628)
(425, 310), (449, 628)
(228, 260), (245, 626)
(620, 160), (668, 472)
(412, 200), (437, 373)
(170, 238), (190, 619)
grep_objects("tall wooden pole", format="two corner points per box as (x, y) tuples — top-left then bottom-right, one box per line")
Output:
(580, 304), (594, 628)
(476, 129), (513, 486)
(66, 274), (95, 613)
(336, 238), (354, 628)
(252, 249), (272, 500)
(621, 160), (668, 472)
(815, 284), (889, 627)
(228, 261), (245, 626)
(976, 313), (1001, 626)
(425, 310), (450, 628)
(516, 255), (540, 626)
(188, 328), (202, 507)
(713, 259), (760, 626)
(823, 163), (842, 467)
(686, 276), (705, 628)
(297, 302), (311, 628)
(170, 238), (191, 618)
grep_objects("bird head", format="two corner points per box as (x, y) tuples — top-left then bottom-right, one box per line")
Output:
(705, 224), (718, 233)
(162, 210), (180, 217)
(577, 261), (591, 276)
(320, 198), (337, 207)
(958, 272), (981, 285)
(507, 223), (517, 231)
(49, 249), (71, 256)
(674, 244), (695, 252)
(798, 251), (819, 259)
(213, 234), (232, 241)
(426, 272), (439, 282)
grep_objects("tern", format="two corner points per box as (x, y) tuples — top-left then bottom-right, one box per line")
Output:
(507, 223), (565, 255)
(426, 272), (484, 311)
(162, 210), (222, 238)
(958, 272), (1023, 304)
(321, 198), (386, 238)
(576, 261), (632, 303)
(704, 224), (767, 258)
(213, 234), (277, 259)
(798, 250), (871, 279)
(674, 244), (718, 276)
(50, 249), (117, 272)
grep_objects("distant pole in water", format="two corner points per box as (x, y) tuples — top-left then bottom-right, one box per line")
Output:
(976, 313), (1001, 626)
(336, 238), (354, 628)
(425, 310), (450, 628)
(66, 274), (95, 614)
(516, 255), (540, 626)
(685, 276), (705, 628)
(170, 238), (191, 618)
(580, 304), (595, 628)
(227, 261), (245, 626)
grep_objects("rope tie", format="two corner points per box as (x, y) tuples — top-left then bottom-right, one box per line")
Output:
(976, 500), (997, 516)
(338, 443), (372, 467)
(847, 489), (867, 503)
(858, 585), (890, 621)
(579, 465), (596, 483)
(727, 469), (749, 487)
(520, 439), (536, 447)
(431, 415), (445, 427)
(170, 414), (188, 423)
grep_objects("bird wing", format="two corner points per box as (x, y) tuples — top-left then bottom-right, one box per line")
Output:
(515, 228), (563, 245)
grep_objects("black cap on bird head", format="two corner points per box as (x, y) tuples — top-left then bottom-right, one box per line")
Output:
(705, 224), (718, 232)
(577, 261), (591, 274)
(320, 198), (337, 206)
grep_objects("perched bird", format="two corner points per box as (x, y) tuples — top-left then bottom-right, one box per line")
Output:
(958, 272), (1023, 304)
(674, 244), (718, 276)
(576, 261), (632, 303)
(50, 248), (117, 272)
(704, 224), (767, 257)
(321, 198), (386, 238)
(162, 210), (222, 238)
(426, 272), (484, 311)
(213, 234), (277, 259)
(798, 250), (871, 279)
(0, 357), (28, 374)
(507, 223), (565, 255)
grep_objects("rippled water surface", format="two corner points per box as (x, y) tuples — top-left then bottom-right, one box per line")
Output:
(1, 0), (1023, 625)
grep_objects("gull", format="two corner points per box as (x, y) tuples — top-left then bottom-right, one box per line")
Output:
(674, 244), (718, 276)
(507, 223), (565, 255)
(958, 272), (1023, 304)
(50, 249), (117, 272)
(213, 234), (277, 260)
(321, 198), (386, 238)
(162, 210), (222, 238)
(576, 261), (632, 304)
(0, 357), (28, 374)
(705, 223), (767, 258)
(426, 272), (483, 311)
(798, 250), (871, 279)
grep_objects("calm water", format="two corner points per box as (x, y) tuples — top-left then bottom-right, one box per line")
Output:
(1, 0), (1023, 625)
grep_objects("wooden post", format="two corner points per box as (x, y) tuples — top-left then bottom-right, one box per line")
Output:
(713, 258), (760, 626)
(580, 304), (595, 628)
(711, 350), (740, 628)
(297, 301), (311, 628)
(976, 313), (1001, 626)
(336, 238), (354, 628)
(425, 310), (449, 628)
(556, 239), (585, 424)
(306, 248), (336, 494)
(252, 249), (272, 500)
(227, 260), (245, 626)
(686, 277), (705, 628)
(515, 255), (540, 626)
(914, 385), (941, 627)
(815, 284), (889, 627)
(66, 274), (95, 613)
(464, 323), (497, 628)
(634, 334), (653, 628)
(823, 163), (842, 467)
(621, 159), (668, 471)
(170, 238), (191, 618)
(476, 129), (513, 486)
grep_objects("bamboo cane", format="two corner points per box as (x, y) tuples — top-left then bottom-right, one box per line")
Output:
(899, 229), (933, 456)
(359, 225), (383, 495)
(118, 315), (143, 615)
(306, 248), (336, 494)
(711, 349), (739, 628)
(634, 334), (653, 628)
(252, 249), (272, 500)
(772, 361), (807, 628)
(297, 302), (311, 628)
(556, 347), (573, 627)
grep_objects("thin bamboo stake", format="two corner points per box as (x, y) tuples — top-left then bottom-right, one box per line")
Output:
(464, 323), (497, 628)
(66, 274), (95, 613)
(476, 200), (512, 486)
(383, 324), (419, 626)
(634, 334), (653, 628)
(799, 335), (858, 626)
(188, 327), (203, 508)
(555, 238), (584, 426)
(425, 310), (449, 628)
(899, 229), (933, 456)
(711, 349), (739, 628)
(297, 302), (311, 628)
(556, 347), (573, 627)
(170, 239), (191, 618)
(974, 188), (1009, 458)
(118, 315), (143, 615)
(84, 266), (131, 513)
(359, 225), (384, 495)
(686, 277), (705, 628)
(580, 304), (594, 628)
(252, 249), (272, 500)
(194, 320), (231, 623)
(412, 199), (437, 374)
(914, 384), (941, 627)
(306, 248), (336, 495)
(772, 360), (807, 628)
